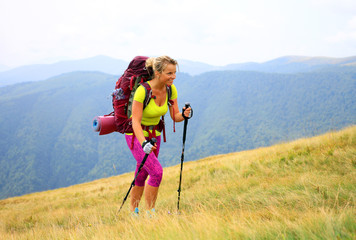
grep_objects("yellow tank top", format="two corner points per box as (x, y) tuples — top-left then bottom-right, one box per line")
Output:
(127, 82), (178, 137)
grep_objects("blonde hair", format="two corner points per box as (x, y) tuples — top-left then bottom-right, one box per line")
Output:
(146, 56), (178, 75)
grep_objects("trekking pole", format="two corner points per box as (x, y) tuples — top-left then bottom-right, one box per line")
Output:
(177, 102), (192, 211)
(117, 138), (157, 215)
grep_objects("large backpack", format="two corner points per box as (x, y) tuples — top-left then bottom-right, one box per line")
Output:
(93, 56), (174, 138)
(112, 56), (173, 140)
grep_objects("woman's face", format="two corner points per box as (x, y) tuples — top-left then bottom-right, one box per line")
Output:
(158, 64), (176, 86)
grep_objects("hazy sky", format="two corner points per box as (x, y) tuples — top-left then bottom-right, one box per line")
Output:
(0, 0), (355, 67)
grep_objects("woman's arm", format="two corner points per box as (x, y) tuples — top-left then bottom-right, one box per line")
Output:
(132, 100), (157, 153)
(131, 100), (146, 145)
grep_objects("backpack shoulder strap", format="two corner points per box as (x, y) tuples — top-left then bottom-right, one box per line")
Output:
(167, 85), (174, 106)
(140, 82), (152, 109)
(165, 85), (176, 133)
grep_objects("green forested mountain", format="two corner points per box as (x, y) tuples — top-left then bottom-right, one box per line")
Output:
(182, 67), (356, 160)
(0, 67), (355, 199)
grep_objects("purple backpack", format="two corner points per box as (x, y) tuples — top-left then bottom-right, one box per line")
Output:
(113, 56), (173, 138)
(93, 56), (174, 141)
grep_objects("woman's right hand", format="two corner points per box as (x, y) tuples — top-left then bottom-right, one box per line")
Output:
(142, 140), (156, 154)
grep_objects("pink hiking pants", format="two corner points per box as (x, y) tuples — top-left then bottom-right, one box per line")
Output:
(125, 135), (163, 187)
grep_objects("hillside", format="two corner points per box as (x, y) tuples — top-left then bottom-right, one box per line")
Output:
(0, 67), (355, 199)
(0, 126), (355, 239)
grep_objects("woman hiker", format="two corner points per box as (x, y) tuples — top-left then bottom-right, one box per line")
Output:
(125, 55), (191, 217)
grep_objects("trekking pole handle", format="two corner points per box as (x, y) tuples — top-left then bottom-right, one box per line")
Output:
(183, 102), (193, 119)
(150, 138), (157, 144)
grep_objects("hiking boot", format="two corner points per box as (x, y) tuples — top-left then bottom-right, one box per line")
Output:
(130, 207), (139, 218)
(145, 208), (156, 218)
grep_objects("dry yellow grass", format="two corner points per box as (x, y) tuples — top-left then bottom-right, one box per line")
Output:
(0, 126), (355, 239)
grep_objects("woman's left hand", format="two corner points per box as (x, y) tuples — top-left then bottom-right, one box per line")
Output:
(182, 106), (192, 119)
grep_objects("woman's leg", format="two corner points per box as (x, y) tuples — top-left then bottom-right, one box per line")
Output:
(141, 136), (162, 210)
(129, 165), (148, 211)
(130, 185), (144, 211)
(125, 134), (163, 211)
(144, 184), (159, 209)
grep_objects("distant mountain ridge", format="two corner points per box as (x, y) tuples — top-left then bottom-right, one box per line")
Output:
(0, 64), (10, 72)
(0, 55), (355, 87)
(0, 56), (127, 87)
(223, 56), (356, 73)
(271, 55), (356, 65)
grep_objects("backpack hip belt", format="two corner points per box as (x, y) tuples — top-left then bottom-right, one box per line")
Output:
(130, 123), (163, 156)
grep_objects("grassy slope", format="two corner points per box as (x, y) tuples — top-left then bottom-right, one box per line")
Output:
(0, 126), (355, 240)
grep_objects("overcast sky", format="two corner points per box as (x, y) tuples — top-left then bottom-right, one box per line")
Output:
(0, 0), (355, 67)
